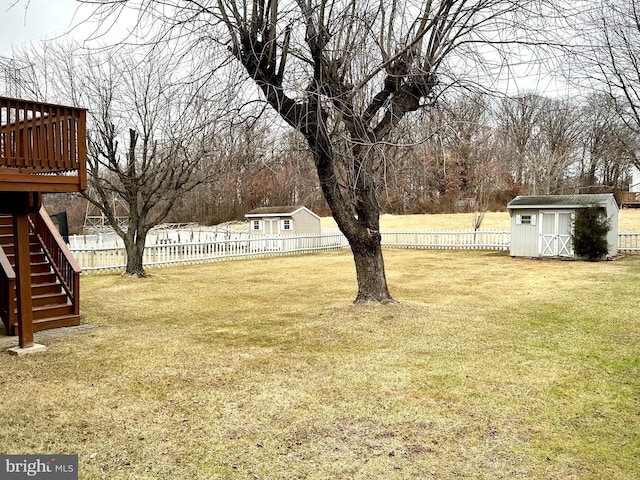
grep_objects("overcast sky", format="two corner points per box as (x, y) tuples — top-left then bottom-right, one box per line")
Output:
(0, 0), (571, 97)
(0, 0), (92, 55)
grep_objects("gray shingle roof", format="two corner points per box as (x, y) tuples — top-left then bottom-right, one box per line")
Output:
(246, 206), (303, 215)
(507, 194), (616, 209)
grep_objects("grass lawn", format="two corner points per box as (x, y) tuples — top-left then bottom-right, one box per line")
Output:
(321, 209), (640, 232)
(1, 222), (639, 478)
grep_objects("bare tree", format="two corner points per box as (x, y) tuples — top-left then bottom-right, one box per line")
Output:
(531, 96), (581, 194)
(84, 0), (563, 302)
(495, 93), (545, 191)
(382, 94), (499, 214)
(17, 43), (227, 276)
(572, 0), (640, 171)
(578, 94), (638, 192)
(89, 50), (228, 276)
(434, 93), (496, 209)
(496, 93), (582, 195)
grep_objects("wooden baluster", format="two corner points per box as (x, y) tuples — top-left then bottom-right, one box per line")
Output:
(18, 101), (26, 167)
(30, 104), (37, 166)
(62, 108), (69, 169)
(47, 105), (55, 165)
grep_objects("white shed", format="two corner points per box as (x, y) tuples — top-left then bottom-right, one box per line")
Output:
(245, 206), (321, 236)
(507, 194), (619, 258)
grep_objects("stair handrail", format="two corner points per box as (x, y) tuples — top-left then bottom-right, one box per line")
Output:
(0, 244), (17, 333)
(29, 207), (81, 316)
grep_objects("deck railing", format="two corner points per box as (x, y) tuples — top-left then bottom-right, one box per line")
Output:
(29, 207), (81, 315)
(620, 191), (640, 206)
(0, 96), (87, 191)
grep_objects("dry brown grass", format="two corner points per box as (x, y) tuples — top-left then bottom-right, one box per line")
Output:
(321, 209), (640, 232)
(0, 207), (640, 480)
(0, 245), (638, 479)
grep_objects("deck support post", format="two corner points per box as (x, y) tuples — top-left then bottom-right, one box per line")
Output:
(4, 192), (42, 348)
(14, 212), (34, 348)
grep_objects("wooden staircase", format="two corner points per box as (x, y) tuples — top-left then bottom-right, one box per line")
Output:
(1, 96), (86, 348)
(0, 211), (80, 336)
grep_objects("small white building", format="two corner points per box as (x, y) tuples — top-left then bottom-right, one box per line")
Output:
(621, 165), (640, 207)
(507, 194), (619, 258)
(245, 206), (321, 236)
(630, 165), (640, 193)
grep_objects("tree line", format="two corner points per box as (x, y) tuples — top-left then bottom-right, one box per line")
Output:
(167, 91), (637, 220)
(40, 83), (640, 231)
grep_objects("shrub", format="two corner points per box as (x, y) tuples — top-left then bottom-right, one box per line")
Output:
(572, 206), (611, 261)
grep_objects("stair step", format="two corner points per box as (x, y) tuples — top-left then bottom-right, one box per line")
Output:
(31, 272), (57, 284)
(2, 252), (48, 265)
(0, 253), (48, 267)
(31, 282), (64, 296)
(9, 314), (81, 335)
(33, 303), (74, 320)
(30, 262), (52, 274)
(0, 243), (43, 255)
(32, 292), (68, 307)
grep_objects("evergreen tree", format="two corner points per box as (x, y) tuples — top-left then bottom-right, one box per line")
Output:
(572, 206), (611, 261)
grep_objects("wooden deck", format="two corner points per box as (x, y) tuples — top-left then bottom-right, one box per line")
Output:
(0, 96), (87, 192)
(620, 191), (640, 208)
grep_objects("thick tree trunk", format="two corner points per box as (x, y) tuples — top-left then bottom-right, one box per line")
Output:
(329, 199), (395, 303)
(306, 127), (395, 304)
(350, 231), (394, 304)
(124, 234), (148, 277)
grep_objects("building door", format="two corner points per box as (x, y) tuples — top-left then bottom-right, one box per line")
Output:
(540, 211), (574, 257)
(264, 218), (280, 251)
(264, 218), (280, 235)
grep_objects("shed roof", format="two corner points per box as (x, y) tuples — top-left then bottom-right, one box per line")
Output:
(507, 194), (617, 210)
(245, 206), (321, 219)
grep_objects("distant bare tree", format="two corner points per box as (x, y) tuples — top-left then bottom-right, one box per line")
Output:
(496, 93), (581, 195)
(434, 93), (497, 209)
(574, 0), (640, 171)
(495, 93), (545, 191)
(17, 43), (228, 276)
(578, 94), (638, 192)
(531, 96), (581, 194)
(383, 94), (499, 214)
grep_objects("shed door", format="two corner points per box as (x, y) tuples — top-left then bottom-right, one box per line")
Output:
(264, 218), (280, 235)
(540, 211), (574, 257)
(262, 218), (280, 251)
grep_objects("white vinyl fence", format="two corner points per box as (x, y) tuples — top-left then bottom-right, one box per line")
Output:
(69, 230), (640, 274)
(381, 229), (510, 250)
(71, 233), (349, 273)
(618, 232), (640, 252)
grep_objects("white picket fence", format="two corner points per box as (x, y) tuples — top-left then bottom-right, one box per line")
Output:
(618, 232), (640, 252)
(381, 229), (510, 250)
(69, 229), (640, 274)
(71, 233), (349, 273)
